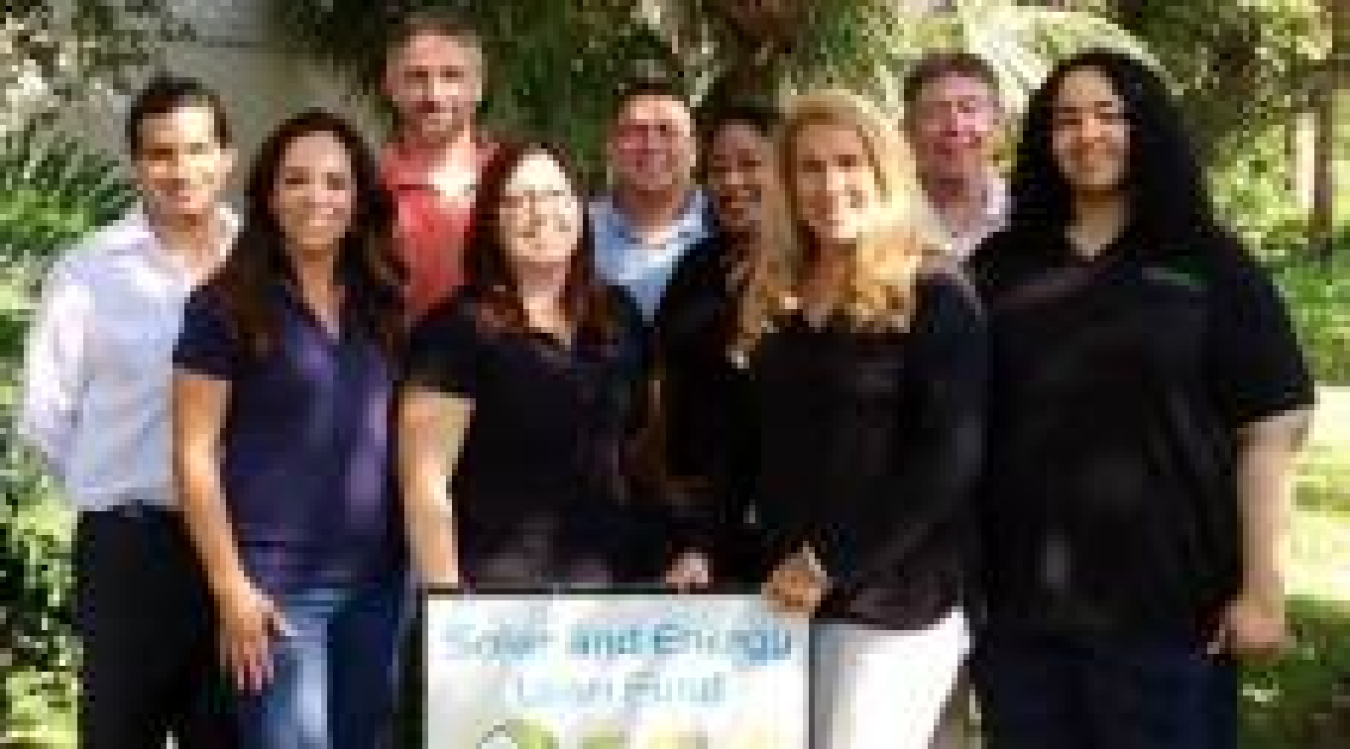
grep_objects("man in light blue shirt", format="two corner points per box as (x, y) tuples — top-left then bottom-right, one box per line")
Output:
(19, 74), (237, 749)
(590, 77), (709, 320)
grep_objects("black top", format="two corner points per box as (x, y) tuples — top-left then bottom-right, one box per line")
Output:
(650, 235), (761, 580)
(970, 226), (1315, 640)
(746, 264), (987, 629)
(404, 286), (663, 586)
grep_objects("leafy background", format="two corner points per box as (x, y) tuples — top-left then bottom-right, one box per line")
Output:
(2, 1), (1346, 746)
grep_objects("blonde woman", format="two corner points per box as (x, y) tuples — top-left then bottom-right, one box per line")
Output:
(739, 90), (986, 748)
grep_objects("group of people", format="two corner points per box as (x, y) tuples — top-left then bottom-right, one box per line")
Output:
(18, 8), (1315, 749)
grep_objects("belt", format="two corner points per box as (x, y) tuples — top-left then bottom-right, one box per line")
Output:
(86, 499), (177, 520)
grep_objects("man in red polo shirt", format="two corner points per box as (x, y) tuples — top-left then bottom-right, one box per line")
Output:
(382, 10), (494, 320)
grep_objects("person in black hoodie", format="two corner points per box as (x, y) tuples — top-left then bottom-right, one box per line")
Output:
(651, 101), (780, 588)
(969, 50), (1315, 749)
(736, 89), (987, 749)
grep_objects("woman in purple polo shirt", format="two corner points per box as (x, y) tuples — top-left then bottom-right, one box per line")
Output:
(172, 110), (407, 748)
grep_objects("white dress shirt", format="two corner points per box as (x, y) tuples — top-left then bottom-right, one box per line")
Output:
(18, 206), (237, 511)
(937, 174), (1008, 263)
(590, 191), (710, 320)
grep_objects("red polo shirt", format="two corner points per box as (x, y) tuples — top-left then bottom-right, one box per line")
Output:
(382, 140), (494, 321)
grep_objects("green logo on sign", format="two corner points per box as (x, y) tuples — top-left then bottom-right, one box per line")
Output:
(477, 719), (558, 749)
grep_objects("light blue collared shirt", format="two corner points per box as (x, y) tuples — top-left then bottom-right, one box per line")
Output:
(18, 205), (237, 511)
(589, 191), (710, 320)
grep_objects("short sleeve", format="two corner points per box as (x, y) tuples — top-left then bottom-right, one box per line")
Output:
(173, 287), (242, 380)
(1204, 246), (1315, 429)
(403, 298), (483, 396)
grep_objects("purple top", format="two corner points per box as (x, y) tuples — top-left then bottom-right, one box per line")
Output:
(174, 282), (405, 594)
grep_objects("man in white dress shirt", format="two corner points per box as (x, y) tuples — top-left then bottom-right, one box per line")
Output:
(901, 52), (1009, 749)
(903, 52), (1008, 263)
(19, 74), (237, 749)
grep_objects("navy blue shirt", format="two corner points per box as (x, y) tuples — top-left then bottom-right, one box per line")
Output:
(174, 283), (405, 594)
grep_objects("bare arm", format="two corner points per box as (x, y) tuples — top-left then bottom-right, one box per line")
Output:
(173, 369), (288, 691)
(398, 386), (472, 587)
(1234, 407), (1311, 602)
(1213, 406), (1313, 657)
(173, 370), (249, 596)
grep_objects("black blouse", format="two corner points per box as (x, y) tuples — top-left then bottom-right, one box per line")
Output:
(970, 226), (1315, 639)
(746, 264), (988, 629)
(404, 286), (664, 586)
(651, 235), (762, 580)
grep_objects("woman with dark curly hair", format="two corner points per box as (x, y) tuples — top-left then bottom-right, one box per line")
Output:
(970, 50), (1315, 749)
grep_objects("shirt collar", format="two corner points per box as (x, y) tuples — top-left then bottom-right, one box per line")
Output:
(984, 173), (1009, 227)
(940, 172), (1008, 259)
(382, 136), (494, 191)
(118, 202), (239, 262)
(592, 189), (710, 247)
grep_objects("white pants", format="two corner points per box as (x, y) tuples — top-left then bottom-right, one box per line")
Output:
(811, 609), (970, 749)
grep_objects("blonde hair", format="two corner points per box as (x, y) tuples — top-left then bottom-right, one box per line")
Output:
(735, 89), (941, 356)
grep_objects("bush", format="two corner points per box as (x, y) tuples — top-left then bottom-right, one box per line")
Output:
(1271, 248), (1350, 386)
(1, 121), (133, 745)
(1208, 125), (1350, 385)
(1240, 596), (1350, 749)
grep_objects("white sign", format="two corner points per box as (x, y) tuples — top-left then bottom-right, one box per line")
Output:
(424, 591), (810, 748)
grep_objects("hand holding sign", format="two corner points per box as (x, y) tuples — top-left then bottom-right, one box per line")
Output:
(763, 547), (828, 616)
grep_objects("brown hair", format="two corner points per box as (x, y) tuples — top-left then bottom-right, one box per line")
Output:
(383, 8), (482, 69)
(462, 141), (621, 347)
(902, 51), (1000, 108)
(207, 110), (404, 359)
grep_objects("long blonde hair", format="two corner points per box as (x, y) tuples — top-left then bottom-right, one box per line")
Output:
(735, 89), (940, 356)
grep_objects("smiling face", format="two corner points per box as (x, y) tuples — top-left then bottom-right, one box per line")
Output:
(496, 150), (584, 271)
(270, 131), (356, 261)
(607, 94), (697, 197)
(788, 120), (884, 247)
(1050, 66), (1131, 198)
(384, 30), (484, 143)
(706, 120), (775, 237)
(906, 72), (1002, 184)
(132, 105), (234, 223)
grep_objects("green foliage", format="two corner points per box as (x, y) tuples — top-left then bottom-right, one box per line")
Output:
(3, 1), (188, 112)
(276, 0), (1149, 180)
(1, 122), (132, 745)
(1272, 251), (1350, 386)
(1240, 595), (1350, 748)
(1102, 0), (1328, 163)
(1206, 123), (1349, 385)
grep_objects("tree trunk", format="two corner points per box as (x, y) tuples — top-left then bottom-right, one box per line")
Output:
(1311, 88), (1335, 261)
(1293, 111), (1318, 218)
(1313, 0), (1347, 261)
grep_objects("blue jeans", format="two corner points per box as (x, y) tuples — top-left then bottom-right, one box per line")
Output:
(234, 580), (408, 749)
(972, 631), (1238, 749)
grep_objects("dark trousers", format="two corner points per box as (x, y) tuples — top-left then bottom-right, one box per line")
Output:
(74, 506), (235, 749)
(972, 630), (1238, 749)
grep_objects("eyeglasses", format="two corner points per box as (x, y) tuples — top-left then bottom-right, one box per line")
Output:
(613, 121), (691, 143)
(498, 188), (575, 214)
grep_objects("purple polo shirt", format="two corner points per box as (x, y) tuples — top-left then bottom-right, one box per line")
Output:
(173, 283), (405, 594)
